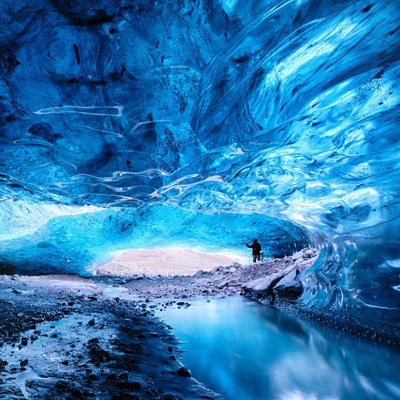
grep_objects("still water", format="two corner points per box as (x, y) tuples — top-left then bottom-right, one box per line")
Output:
(159, 297), (400, 400)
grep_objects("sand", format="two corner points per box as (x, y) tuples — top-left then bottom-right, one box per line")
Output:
(95, 247), (247, 276)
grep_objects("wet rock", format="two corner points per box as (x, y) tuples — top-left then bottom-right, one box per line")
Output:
(161, 395), (182, 400)
(177, 366), (191, 377)
(217, 281), (229, 289)
(70, 388), (83, 397)
(88, 345), (110, 362)
(243, 266), (294, 293)
(112, 393), (141, 400)
(107, 372), (117, 380)
(55, 380), (69, 390)
(194, 269), (204, 277)
(273, 269), (303, 299)
(131, 381), (141, 390)
(116, 380), (142, 391)
(117, 371), (129, 380)
(88, 318), (96, 326)
(145, 387), (161, 397)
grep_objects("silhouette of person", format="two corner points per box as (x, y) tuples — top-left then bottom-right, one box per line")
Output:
(246, 238), (262, 262)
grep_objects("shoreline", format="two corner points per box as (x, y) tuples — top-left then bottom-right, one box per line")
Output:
(0, 274), (221, 400)
(0, 249), (315, 399)
(2, 247), (398, 399)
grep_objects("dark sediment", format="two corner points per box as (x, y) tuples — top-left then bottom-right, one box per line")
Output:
(0, 276), (220, 399)
(0, 249), (317, 399)
(1, 247), (398, 399)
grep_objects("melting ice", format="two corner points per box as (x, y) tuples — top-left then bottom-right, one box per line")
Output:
(0, 0), (399, 336)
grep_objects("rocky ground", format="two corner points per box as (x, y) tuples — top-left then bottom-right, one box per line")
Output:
(94, 248), (318, 303)
(0, 249), (318, 400)
(0, 276), (220, 400)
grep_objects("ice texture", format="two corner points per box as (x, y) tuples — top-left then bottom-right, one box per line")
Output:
(0, 0), (400, 331)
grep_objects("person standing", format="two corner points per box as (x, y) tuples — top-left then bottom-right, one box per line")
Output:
(246, 238), (262, 262)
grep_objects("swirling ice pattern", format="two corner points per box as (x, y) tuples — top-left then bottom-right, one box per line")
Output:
(0, 0), (399, 332)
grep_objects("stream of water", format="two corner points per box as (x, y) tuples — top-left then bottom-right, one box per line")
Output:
(159, 297), (400, 400)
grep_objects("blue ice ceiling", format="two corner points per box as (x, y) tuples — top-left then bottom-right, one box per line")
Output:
(1, 0), (400, 327)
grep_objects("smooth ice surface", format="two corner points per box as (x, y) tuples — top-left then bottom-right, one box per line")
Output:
(160, 297), (400, 400)
(0, 205), (307, 275)
(0, 0), (400, 332)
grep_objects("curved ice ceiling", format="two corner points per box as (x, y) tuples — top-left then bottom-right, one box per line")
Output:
(1, 0), (400, 330)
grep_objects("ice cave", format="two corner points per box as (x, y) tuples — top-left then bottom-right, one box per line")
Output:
(0, 0), (400, 398)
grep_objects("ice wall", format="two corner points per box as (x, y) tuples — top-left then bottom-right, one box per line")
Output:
(0, 205), (308, 275)
(0, 0), (400, 331)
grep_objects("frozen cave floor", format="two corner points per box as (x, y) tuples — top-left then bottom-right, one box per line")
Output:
(0, 248), (398, 399)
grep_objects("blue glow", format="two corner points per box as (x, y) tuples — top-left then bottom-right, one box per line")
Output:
(0, 0), (400, 333)
(160, 297), (400, 400)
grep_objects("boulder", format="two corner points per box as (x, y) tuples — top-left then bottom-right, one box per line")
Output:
(217, 281), (229, 289)
(193, 270), (204, 278)
(243, 265), (295, 293)
(273, 269), (303, 298)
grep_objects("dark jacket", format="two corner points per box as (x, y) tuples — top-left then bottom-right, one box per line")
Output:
(246, 242), (261, 255)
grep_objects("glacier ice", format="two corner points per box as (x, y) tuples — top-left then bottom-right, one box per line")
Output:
(0, 0), (400, 335)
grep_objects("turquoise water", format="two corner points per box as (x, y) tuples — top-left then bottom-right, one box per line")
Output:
(159, 297), (400, 400)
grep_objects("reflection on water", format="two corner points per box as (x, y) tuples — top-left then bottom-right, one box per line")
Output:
(159, 297), (400, 400)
